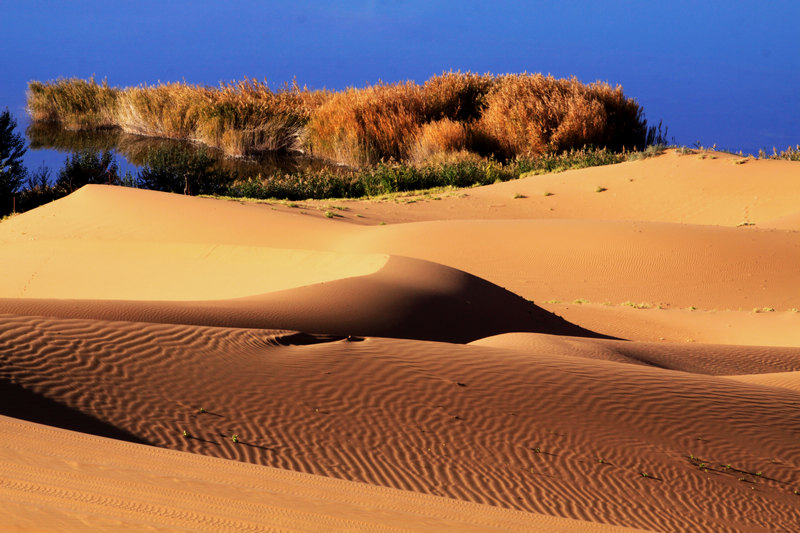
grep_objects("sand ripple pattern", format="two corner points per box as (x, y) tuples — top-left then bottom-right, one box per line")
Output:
(2, 314), (800, 532)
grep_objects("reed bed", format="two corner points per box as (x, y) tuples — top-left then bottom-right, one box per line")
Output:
(27, 77), (117, 130)
(27, 72), (655, 165)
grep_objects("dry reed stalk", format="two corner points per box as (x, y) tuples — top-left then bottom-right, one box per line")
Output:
(27, 77), (117, 130)
(478, 74), (645, 157)
(307, 81), (427, 166)
(115, 83), (207, 139)
(409, 118), (469, 165)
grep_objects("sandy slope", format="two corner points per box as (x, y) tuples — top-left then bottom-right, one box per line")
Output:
(3, 416), (625, 533)
(2, 314), (799, 532)
(538, 303), (800, 347)
(3, 169), (798, 340)
(0, 253), (599, 343)
(294, 150), (800, 229)
(337, 218), (800, 311)
(1, 150), (800, 531)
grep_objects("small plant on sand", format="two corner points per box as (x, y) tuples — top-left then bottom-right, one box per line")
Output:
(231, 433), (239, 443)
(197, 407), (206, 414)
(324, 210), (335, 218)
(513, 193), (526, 199)
(640, 472), (651, 478)
(595, 186), (607, 193)
(543, 191), (553, 196)
(622, 301), (651, 309)
(572, 298), (590, 304)
(182, 429), (191, 438)
(626, 143), (668, 161)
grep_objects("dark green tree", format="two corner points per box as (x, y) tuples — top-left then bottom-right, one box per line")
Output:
(16, 166), (61, 213)
(0, 109), (27, 215)
(56, 150), (120, 194)
(138, 145), (232, 195)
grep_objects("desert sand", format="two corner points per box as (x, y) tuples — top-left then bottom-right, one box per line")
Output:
(1, 149), (799, 532)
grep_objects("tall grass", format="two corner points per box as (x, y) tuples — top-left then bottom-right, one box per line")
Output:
(477, 74), (646, 157)
(27, 77), (117, 130)
(194, 79), (315, 155)
(116, 83), (204, 139)
(307, 81), (427, 166)
(28, 72), (655, 164)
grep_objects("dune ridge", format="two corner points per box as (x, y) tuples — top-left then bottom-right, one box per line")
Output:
(0, 253), (601, 343)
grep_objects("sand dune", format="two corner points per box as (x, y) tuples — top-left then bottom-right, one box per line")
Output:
(2, 416), (634, 533)
(0, 254), (599, 343)
(0, 240), (388, 300)
(3, 180), (798, 333)
(470, 332), (800, 375)
(2, 151), (800, 531)
(339, 218), (800, 311)
(539, 303), (800, 347)
(727, 371), (800, 393)
(0, 184), (352, 248)
(292, 149), (800, 228)
(2, 314), (799, 532)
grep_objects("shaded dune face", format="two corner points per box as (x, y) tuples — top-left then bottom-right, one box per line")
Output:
(2, 313), (800, 532)
(0, 380), (150, 445)
(0, 255), (604, 344)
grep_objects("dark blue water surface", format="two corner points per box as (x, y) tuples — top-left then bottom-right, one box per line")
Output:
(2, 0), (799, 175)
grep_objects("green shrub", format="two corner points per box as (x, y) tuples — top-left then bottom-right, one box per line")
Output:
(15, 166), (60, 213)
(138, 144), (231, 195)
(56, 150), (121, 193)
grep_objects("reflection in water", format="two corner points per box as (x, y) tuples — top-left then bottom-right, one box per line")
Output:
(26, 122), (343, 185)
